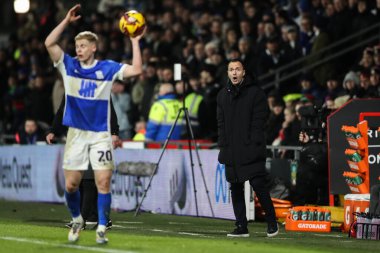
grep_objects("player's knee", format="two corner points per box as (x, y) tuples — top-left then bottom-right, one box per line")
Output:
(65, 181), (80, 193)
(96, 178), (110, 193)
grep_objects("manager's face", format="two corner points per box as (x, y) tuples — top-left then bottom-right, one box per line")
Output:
(227, 61), (245, 85)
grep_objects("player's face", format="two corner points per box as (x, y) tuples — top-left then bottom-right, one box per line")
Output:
(227, 61), (245, 85)
(75, 39), (96, 63)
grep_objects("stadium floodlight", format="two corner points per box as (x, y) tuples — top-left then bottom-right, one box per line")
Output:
(14, 0), (30, 14)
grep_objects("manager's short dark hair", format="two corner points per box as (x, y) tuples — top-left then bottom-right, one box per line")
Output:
(227, 58), (244, 68)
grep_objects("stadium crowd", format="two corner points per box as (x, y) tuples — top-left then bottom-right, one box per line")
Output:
(1, 0), (380, 145)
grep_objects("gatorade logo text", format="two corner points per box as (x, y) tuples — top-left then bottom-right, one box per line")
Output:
(297, 223), (327, 229)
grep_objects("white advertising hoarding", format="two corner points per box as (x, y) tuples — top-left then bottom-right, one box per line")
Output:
(0, 146), (235, 219)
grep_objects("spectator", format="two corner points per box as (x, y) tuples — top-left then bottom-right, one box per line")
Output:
(266, 99), (285, 145)
(357, 69), (377, 97)
(25, 74), (53, 126)
(283, 26), (303, 63)
(199, 68), (222, 141)
(299, 74), (326, 101)
(307, 16), (334, 86)
(132, 62), (159, 121)
(258, 36), (287, 83)
(329, 0), (352, 42)
(145, 83), (183, 141)
(111, 80), (132, 140)
(175, 79), (205, 139)
(342, 70), (360, 98)
(299, 14), (314, 56)
(352, 0), (377, 42)
(132, 120), (146, 141)
(238, 37), (257, 75)
(4, 74), (28, 133)
(16, 118), (45, 144)
(370, 67), (380, 92)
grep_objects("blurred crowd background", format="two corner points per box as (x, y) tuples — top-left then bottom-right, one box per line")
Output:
(0, 0), (380, 145)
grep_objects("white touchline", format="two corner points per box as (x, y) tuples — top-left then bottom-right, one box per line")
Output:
(168, 222), (189, 225)
(116, 221), (143, 224)
(0, 236), (136, 253)
(178, 232), (203, 236)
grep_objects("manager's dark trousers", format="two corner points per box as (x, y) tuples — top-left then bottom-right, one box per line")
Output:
(230, 175), (276, 228)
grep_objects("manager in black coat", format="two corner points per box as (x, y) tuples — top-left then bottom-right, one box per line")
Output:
(217, 59), (278, 237)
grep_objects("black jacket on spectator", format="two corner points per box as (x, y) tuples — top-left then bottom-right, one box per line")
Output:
(217, 76), (269, 183)
(18, 125), (45, 144)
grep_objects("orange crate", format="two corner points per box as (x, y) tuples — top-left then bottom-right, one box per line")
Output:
(285, 206), (331, 233)
(346, 137), (367, 150)
(346, 160), (367, 173)
(347, 182), (369, 194)
(285, 219), (331, 233)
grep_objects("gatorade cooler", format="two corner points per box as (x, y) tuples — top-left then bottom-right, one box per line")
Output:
(344, 194), (370, 232)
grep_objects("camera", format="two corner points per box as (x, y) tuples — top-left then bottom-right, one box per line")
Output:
(298, 103), (330, 142)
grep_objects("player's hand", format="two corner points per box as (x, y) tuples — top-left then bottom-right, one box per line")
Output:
(66, 4), (81, 23)
(130, 26), (147, 41)
(46, 133), (55, 144)
(112, 135), (121, 149)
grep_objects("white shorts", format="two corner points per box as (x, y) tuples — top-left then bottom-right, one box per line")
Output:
(63, 128), (114, 171)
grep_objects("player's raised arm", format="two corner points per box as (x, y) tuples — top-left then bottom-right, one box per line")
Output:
(45, 4), (82, 63)
(123, 27), (146, 79)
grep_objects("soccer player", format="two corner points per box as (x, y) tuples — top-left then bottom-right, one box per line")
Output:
(44, 4), (145, 243)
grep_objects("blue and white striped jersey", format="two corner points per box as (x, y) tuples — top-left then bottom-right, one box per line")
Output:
(55, 53), (125, 132)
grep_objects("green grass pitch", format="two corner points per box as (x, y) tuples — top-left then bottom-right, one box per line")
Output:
(0, 200), (378, 253)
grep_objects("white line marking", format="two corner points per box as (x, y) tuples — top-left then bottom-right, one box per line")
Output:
(312, 234), (344, 238)
(368, 145), (380, 147)
(267, 237), (292, 240)
(178, 232), (203, 236)
(178, 232), (214, 238)
(150, 229), (169, 233)
(168, 222), (189, 225)
(116, 221), (143, 224)
(0, 236), (136, 253)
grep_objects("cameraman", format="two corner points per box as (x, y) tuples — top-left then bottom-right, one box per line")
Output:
(294, 103), (329, 205)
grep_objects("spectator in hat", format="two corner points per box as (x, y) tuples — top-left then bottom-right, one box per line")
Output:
(342, 70), (360, 98)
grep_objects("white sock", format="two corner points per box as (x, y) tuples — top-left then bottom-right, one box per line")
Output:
(97, 225), (106, 232)
(72, 215), (83, 224)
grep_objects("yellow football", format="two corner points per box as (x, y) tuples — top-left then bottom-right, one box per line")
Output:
(119, 10), (146, 37)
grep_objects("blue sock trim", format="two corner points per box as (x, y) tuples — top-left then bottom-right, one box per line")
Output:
(98, 193), (111, 226)
(64, 190), (81, 218)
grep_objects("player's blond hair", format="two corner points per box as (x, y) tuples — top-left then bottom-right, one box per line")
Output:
(75, 31), (98, 45)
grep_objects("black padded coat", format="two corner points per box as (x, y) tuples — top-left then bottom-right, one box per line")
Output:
(217, 76), (269, 183)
